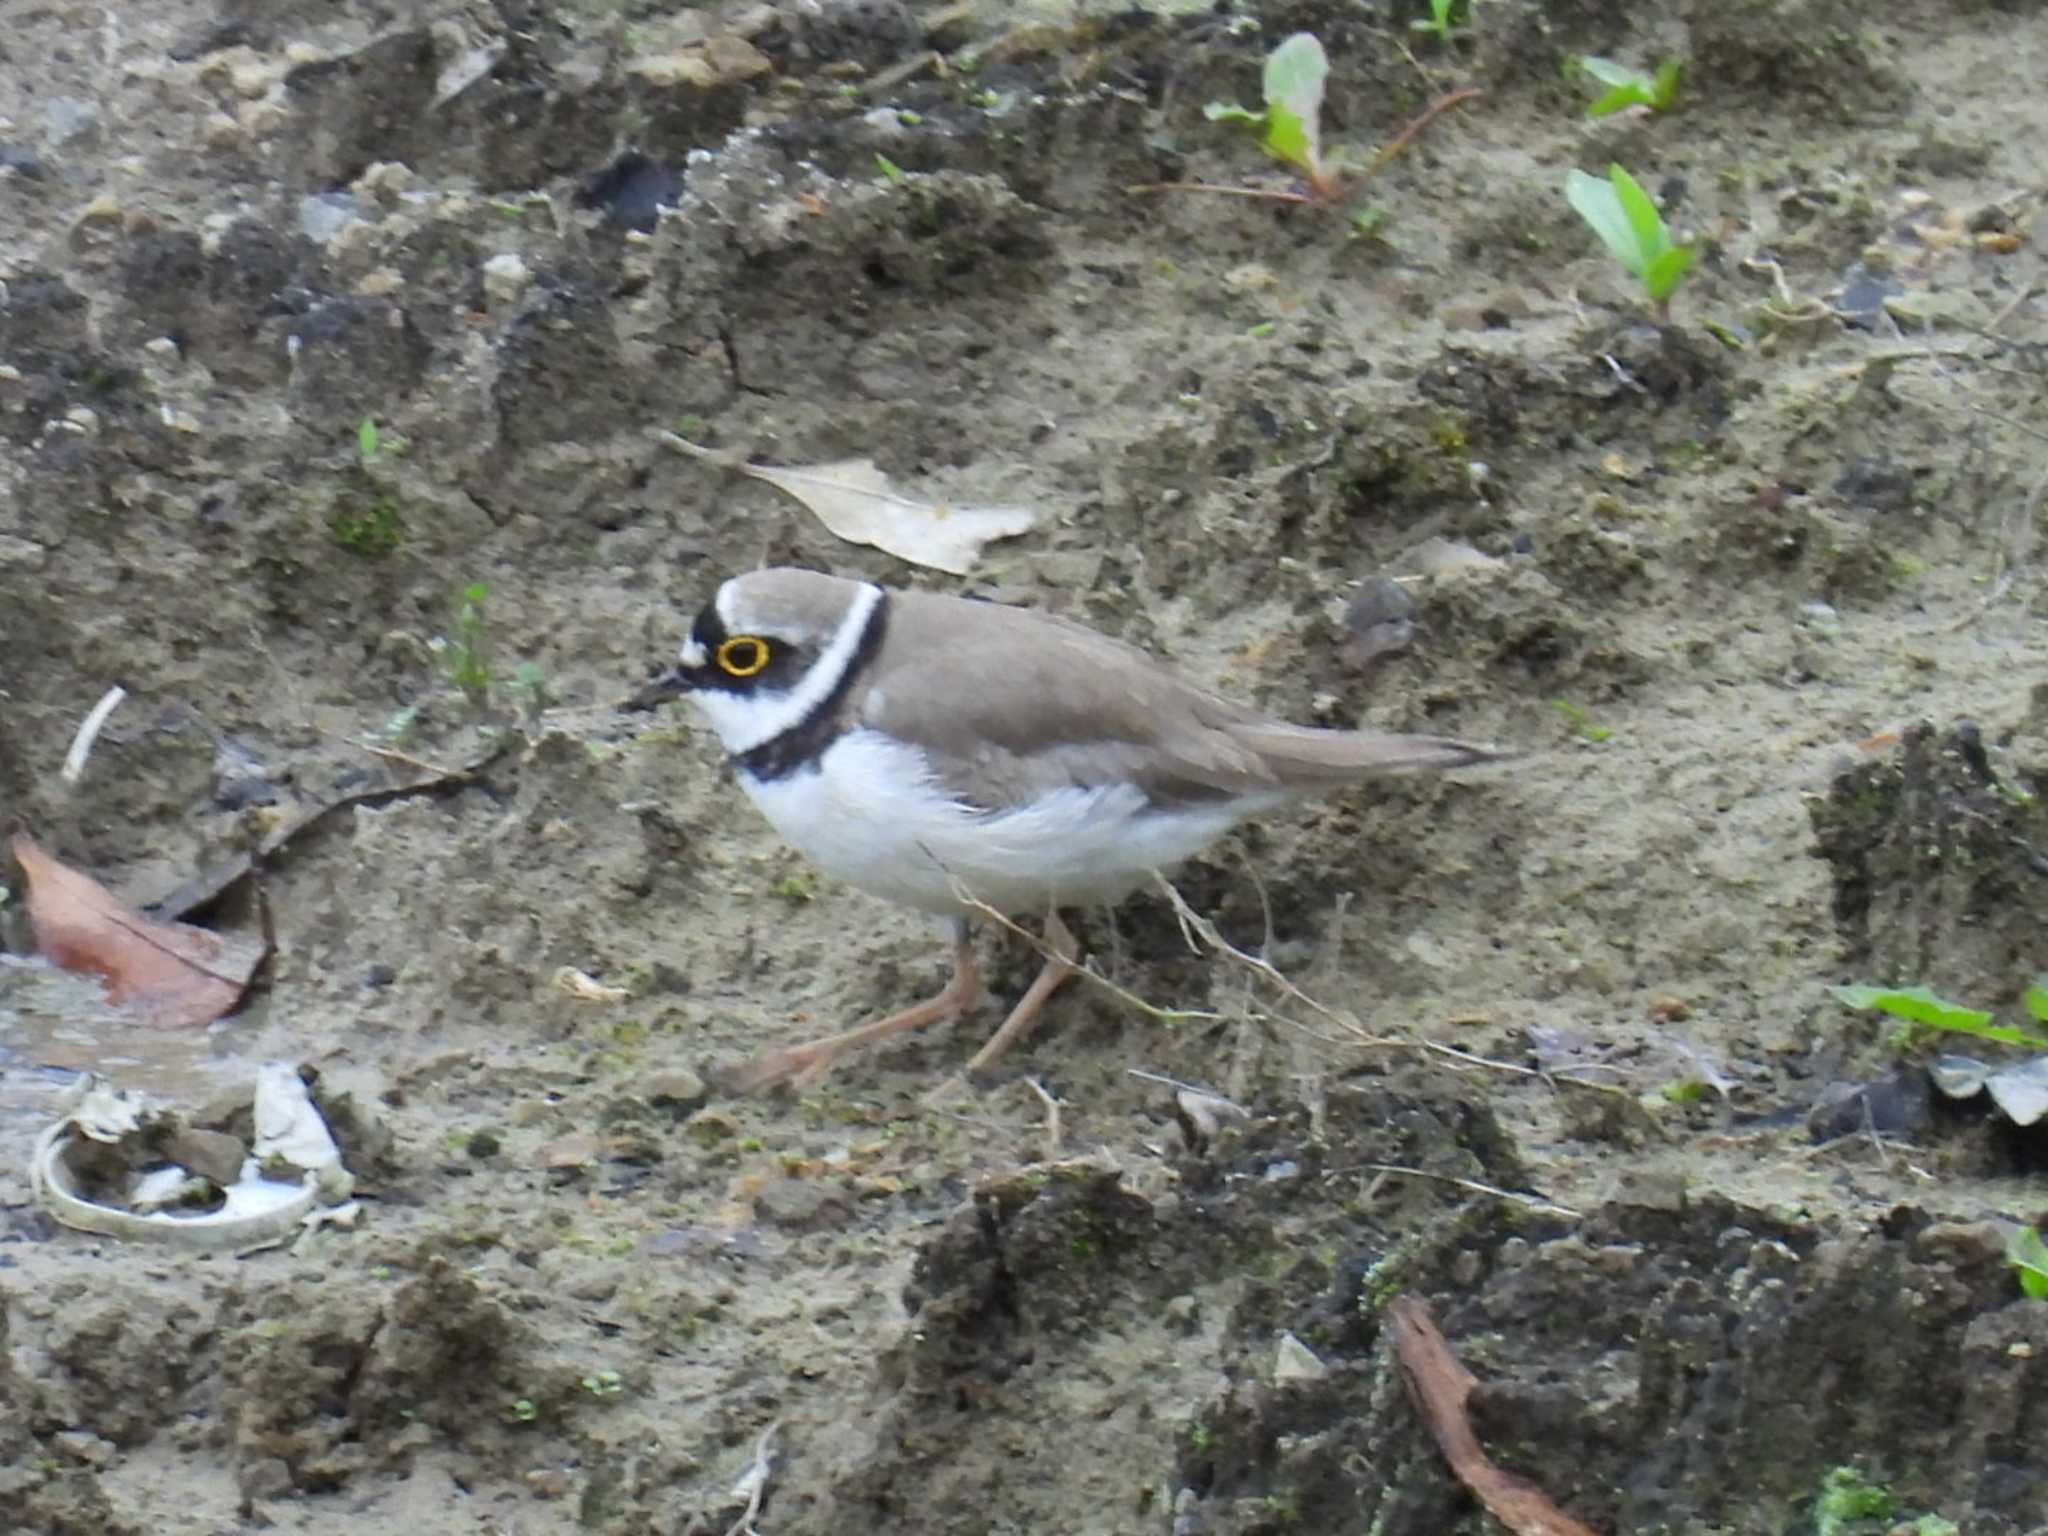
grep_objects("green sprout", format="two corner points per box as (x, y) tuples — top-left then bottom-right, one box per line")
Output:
(770, 871), (818, 906)
(1204, 32), (1336, 201)
(1579, 56), (1683, 118)
(2007, 1226), (2048, 1300)
(1564, 162), (1695, 318)
(1814, 1467), (1894, 1536)
(330, 497), (402, 556)
(1550, 698), (1612, 743)
(332, 416), (405, 555)
(874, 153), (906, 183)
(505, 1398), (539, 1424)
(1411, 0), (1467, 46)
(580, 1369), (624, 1398)
(445, 582), (493, 703)
(1831, 983), (2048, 1050)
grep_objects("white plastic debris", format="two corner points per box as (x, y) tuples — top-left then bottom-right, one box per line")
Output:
(32, 1065), (357, 1249)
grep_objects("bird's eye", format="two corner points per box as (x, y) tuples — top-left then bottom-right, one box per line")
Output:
(716, 636), (771, 677)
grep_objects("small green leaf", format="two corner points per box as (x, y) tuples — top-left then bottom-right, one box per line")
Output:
(1260, 34), (1326, 177)
(1565, 168), (1645, 278)
(1262, 33), (1327, 121)
(2006, 1226), (2048, 1300)
(1580, 56), (1649, 90)
(1245, 321), (1276, 338)
(1608, 164), (1671, 265)
(357, 416), (380, 462)
(1260, 105), (1311, 175)
(1832, 984), (2048, 1048)
(1203, 101), (1264, 127)
(1651, 57), (1684, 109)
(874, 154), (905, 183)
(1643, 245), (1696, 303)
(1832, 984), (1991, 1030)
(1585, 84), (1647, 119)
(2025, 978), (2048, 1023)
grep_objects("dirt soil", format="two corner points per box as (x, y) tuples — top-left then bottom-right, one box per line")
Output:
(2, 1), (2046, 1532)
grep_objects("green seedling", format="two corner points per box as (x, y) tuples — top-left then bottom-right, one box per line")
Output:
(1550, 698), (1612, 743)
(1831, 982), (2048, 1050)
(580, 1369), (624, 1398)
(445, 582), (493, 703)
(1204, 32), (1337, 201)
(874, 153), (906, 183)
(332, 417), (405, 555)
(1579, 56), (1682, 118)
(770, 871), (818, 906)
(1564, 163), (1695, 318)
(1815, 1467), (1894, 1536)
(355, 416), (407, 462)
(330, 496), (402, 556)
(1411, 0), (1467, 46)
(2007, 1226), (2048, 1300)
(505, 1398), (538, 1424)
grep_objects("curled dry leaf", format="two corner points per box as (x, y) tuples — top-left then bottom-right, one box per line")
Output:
(10, 831), (265, 1028)
(662, 433), (1041, 575)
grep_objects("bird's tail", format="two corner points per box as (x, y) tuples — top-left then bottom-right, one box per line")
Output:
(1231, 723), (1512, 793)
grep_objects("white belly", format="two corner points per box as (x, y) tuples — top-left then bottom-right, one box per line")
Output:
(738, 728), (1265, 916)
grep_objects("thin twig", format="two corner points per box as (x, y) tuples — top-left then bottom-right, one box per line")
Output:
(948, 883), (1222, 1026)
(60, 685), (127, 784)
(1024, 1077), (1063, 1158)
(1356, 86), (1482, 187)
(1150, 874), (1546, 1080)
(1124, 181), (1317, 203)
(1386, 1296), (1601, 1536)
(349, 738), (469, 777)
(725, 1420), (781, 1536)
(1349, 1162), (1580, 1219)
(1945, 461), (2044, 631)
(1128, 87), (1481, 207)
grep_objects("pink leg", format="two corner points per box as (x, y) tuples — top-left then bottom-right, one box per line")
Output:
(713, 925), (982, 1094)
(964, 910), (1082, 1077)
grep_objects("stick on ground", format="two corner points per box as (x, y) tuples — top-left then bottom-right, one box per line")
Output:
(1385, 1295), (1600, 1536)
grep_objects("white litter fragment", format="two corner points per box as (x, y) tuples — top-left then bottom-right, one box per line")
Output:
(32, 1066), (357, 1250)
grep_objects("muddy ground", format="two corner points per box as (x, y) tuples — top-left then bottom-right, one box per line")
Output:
(2, 0), (2046, 1532)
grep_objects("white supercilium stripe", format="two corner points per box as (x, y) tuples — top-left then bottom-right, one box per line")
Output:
(707, 580), (884, 756)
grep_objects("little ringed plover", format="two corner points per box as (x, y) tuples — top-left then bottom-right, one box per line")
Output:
(638, 567), (1504, 1091)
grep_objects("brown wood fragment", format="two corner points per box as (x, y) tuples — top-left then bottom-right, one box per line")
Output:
(1385, 1294), (1601, 1536)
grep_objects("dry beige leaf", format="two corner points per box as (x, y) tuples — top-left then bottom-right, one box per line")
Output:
(10, 831), (266, 1028)
(662, 433), (1041, 575)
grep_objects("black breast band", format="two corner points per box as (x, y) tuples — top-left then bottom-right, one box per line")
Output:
(734, 591), (891, 781)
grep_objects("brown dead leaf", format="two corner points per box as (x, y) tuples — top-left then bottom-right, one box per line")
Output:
(10, 832), (265, 1028)
(1386, 1294), (1601, 1536)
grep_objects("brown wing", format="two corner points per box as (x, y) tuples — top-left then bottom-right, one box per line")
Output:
(856, 591), (1500, 811)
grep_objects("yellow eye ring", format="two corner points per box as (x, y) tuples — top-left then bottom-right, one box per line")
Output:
(716, 636), (770, 677)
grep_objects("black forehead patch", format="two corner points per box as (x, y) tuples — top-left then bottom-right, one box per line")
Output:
(690, 602), (728, 654)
